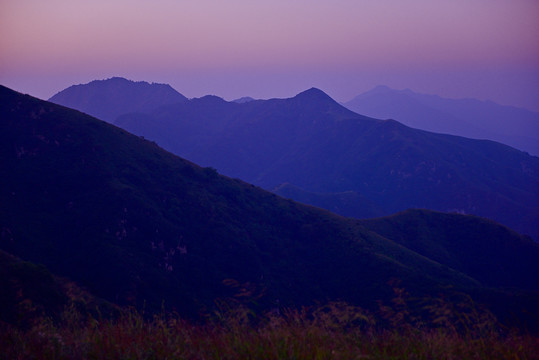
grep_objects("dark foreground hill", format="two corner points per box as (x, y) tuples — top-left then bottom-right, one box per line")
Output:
(1, 85), (538, 329)
(344, 85), (539, 156)
(108, 86), (539, 241)
(49, 77), (188, 123)
(0, 250), (117, 326)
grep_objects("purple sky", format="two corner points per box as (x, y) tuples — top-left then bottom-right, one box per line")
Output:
(1, 0), (538, 110)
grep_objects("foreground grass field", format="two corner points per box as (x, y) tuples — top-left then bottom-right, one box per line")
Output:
(2, 300), (537, 360)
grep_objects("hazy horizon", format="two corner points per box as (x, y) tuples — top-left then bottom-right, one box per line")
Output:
(1, 0), (538, 111)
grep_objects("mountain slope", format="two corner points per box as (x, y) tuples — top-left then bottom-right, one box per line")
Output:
(360, 209), (539, 291)
(49, 77), (188, 123)
(0, 84), (480, 315)
(113, 87), (539, 241)
(1, 85), (538, 328)
(273, 183), (384, 219)
(0, 250), (117, 326)
(344, 86), (539, 156)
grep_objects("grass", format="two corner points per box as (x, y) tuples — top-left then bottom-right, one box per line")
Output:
(2, 298), (537, 360)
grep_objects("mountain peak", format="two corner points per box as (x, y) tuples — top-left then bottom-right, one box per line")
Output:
(48, 78), (188, 123)
(98, 76), (131, 83)
(293, 88), (338, 105)
(194, 95), (227, 104)
(296, 87), (330, 98)
(82, 77), (145, 88)
(290, 87), (366, 120)
(78, 77), (182, 94)
(232, 96), (256, 104)
(367, 85), (393, 94)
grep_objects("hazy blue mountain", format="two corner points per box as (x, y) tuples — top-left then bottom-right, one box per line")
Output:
(232, 96), (256, 103)
(1, 85), (538, 328)
(114, 87), (539, 241)
(49, 77), (188, 123)
(344, 85), (539, 156)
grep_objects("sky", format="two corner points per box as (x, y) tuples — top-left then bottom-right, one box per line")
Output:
(1, 0), (538, 110)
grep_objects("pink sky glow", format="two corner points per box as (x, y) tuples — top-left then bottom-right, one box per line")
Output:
(1, 0), (538, 110)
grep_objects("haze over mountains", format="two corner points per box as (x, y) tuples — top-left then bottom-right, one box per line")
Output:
(344, 85), (539, 156)
(2, 84), (539, 328)
(49, 78), (539, 242)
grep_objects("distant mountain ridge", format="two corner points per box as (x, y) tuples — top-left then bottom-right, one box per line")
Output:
(2, 84), (538, 328)
(344, 85), (539, 156)
(116, 86), (539, 241)
(232, 96), (256, 103)
(49, 77), (188, 123)
(49, 79), (539, 242)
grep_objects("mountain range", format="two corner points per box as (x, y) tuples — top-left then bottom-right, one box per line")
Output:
(49, 78), (539, 242)
(344, 85), (539, 156)
(2, 84), (538, 328)
(49, 77), (188, 123)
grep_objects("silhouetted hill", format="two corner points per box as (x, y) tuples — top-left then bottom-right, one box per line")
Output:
(114, 87), (539, 241)
(0, 249), (68, 326)
(344, 86), (539, 156)
(2, 84), (537, 325)
(49, 77), (188, 123)
(0, 249), (117, 327)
